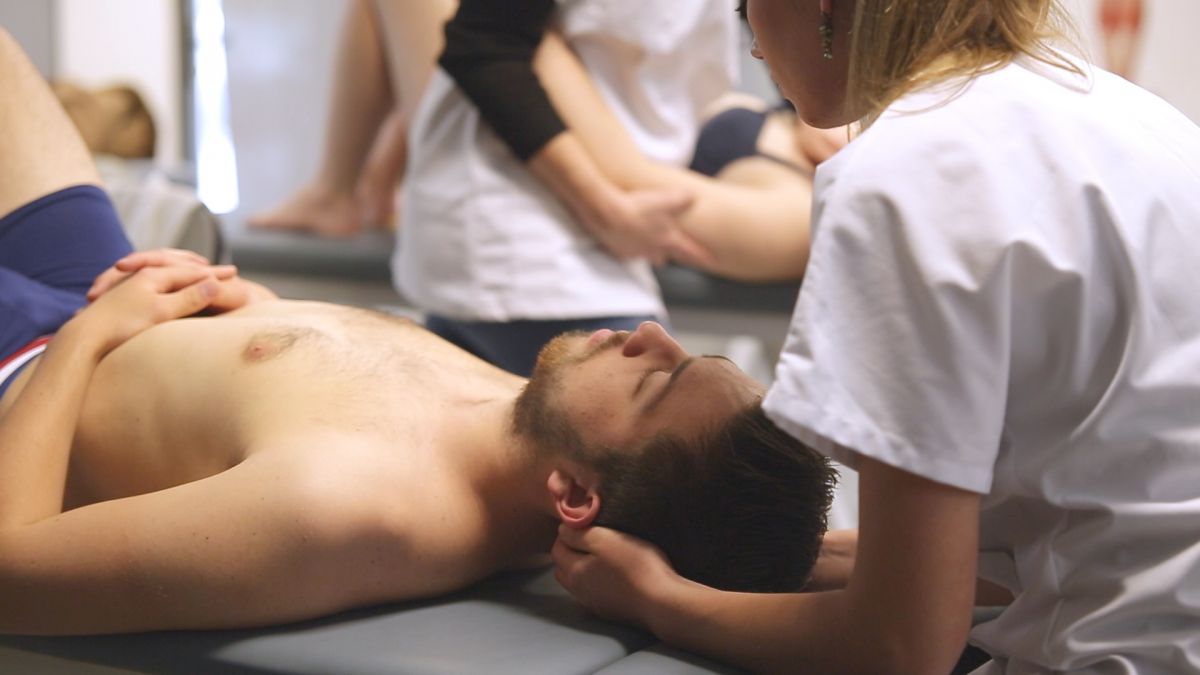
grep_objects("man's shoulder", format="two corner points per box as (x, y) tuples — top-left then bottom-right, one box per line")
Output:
(246, 439), (496, 598)
(250, 438), (486, 555)
(250, 436), (410, 510)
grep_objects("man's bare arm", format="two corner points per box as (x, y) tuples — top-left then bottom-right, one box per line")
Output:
(0, 267), (222, 525)
(0, 444), (402, 634)
(0, 267), (396, 635)
(2, 389), (490, 637)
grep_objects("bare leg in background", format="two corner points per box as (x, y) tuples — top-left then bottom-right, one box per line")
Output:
(0, 27), (101, 218)
(248, 0), (454, 236)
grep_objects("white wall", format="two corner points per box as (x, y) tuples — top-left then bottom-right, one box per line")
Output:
(221, 0), (346, 228)
(1069, 0), (1200, 122)
(54, 0), (184, 164)
(40, 0), (1197, 177)
(0, 1), (55, 74)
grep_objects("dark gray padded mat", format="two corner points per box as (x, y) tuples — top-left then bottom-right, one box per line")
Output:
(652, 265), (800, 314)
(0, 569), (658, 675)
(227, 226), (801, 314)
(596, 644), (747, 674)
(228, 228), (396, 282)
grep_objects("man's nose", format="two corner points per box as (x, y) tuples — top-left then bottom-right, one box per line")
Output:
(750, 38), (764, 61)
(621, 322), (687, 363)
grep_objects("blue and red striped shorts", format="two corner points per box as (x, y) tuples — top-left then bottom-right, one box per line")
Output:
(0, 184), (132, 399)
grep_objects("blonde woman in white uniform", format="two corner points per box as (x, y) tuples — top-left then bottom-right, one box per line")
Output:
(552, 1), (1200, 673)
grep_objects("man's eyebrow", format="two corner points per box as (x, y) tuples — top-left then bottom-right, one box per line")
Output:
(645, 355), (732, 411)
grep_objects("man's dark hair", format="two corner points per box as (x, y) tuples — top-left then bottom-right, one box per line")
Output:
(592, 404), (836, 593)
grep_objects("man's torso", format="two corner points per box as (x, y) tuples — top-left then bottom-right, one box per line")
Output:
(1, 301), (536, 584)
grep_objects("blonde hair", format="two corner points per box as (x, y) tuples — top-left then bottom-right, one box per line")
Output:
(845, 0), (1084, 128)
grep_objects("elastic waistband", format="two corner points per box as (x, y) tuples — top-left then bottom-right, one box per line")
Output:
(0, 336), (52, 397)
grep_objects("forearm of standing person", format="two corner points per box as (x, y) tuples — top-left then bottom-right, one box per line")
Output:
(439, 0), (694, 262)
(533, 31), (808, 280)
(439, 0), (563, 162)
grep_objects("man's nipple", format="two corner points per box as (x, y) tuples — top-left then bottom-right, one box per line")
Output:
(242, 340), (280, 362)
(241, 329), (306, 364)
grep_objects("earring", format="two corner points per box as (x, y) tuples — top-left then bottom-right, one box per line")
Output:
(819, 0), (834, 60)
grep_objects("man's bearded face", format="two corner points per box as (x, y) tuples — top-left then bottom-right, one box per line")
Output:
(512, 324), (759, 461)
(512, 330), (623, 458)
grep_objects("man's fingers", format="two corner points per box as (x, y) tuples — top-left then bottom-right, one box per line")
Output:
(114, 255), (152, 272)
(211, 264), (239, 280)
(86, 269), (127, 300)
(115, 249), (211, 272)
(115, 251), (170, 271)
(93, 251), (227, 301)
(178, 249), (211, 265)
(110, 261), (236, 288)
(141, 264), (218, 292)
(209, 276), (250, 311)
(162, 277), (220, 319)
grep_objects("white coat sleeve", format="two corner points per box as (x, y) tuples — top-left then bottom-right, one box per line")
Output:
(764, 126), (1019, 494)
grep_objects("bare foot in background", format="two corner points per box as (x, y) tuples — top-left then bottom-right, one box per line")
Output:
(247, 185), (364, 238)
(354, 172), (397, 232)
(251, 109), (407, 237)
(354, 178), (401, 233)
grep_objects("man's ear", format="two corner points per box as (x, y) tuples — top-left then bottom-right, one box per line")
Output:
(547, 467), (601, 529)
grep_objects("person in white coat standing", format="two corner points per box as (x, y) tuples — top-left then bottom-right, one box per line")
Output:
(395, 0), (740, 375)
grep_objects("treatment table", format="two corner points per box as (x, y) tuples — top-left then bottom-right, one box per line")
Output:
(0, 568), (744, 674)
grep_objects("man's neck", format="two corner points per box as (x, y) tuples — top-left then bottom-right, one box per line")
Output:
(441, 394), (560, 563)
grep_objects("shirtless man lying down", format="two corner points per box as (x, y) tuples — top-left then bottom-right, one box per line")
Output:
(0, 28), (834, 635)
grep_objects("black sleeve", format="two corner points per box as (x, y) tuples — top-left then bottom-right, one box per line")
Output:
(437, 0), (566, 162)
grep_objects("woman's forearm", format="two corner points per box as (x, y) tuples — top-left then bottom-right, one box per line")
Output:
(527, 133), (630, 239)
(650, 581), (908, 675)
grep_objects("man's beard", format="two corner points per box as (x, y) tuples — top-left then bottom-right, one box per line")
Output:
(511, 329), (627, 458)
(512, 332), (589, 458)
